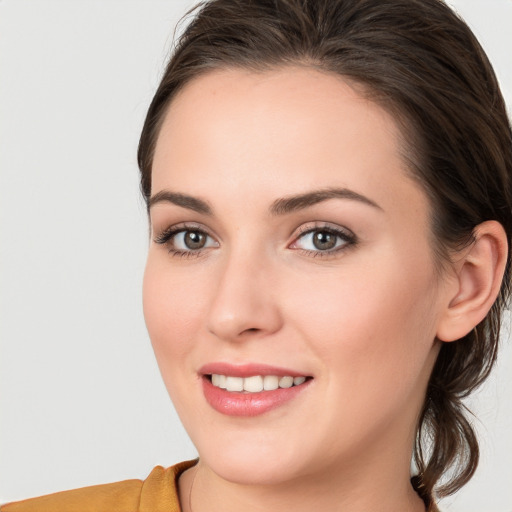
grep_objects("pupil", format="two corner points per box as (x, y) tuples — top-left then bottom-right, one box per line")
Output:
(185, 231), (205, 249)
(313, 231), (336, 250)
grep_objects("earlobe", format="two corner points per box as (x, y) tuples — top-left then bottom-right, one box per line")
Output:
(436, 220), (508, 342)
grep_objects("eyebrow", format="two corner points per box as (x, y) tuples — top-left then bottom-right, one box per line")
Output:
(148, 187), (382, 216)
(148, 190), (213, 215)
(270, 187), (382, 215)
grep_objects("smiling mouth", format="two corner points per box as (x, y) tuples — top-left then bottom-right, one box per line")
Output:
(207, 374), (311, 393)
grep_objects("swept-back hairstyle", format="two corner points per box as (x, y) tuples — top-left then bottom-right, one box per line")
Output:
(138, 0), (512, 502)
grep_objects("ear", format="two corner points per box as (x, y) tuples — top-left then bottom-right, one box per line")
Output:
(436, 220), (508, 342)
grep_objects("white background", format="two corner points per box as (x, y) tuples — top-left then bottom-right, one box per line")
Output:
(1, 1), (511, 510)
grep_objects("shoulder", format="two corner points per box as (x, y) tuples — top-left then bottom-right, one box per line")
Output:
(1, 479), (142, 512)
(1, 459), (198, 512)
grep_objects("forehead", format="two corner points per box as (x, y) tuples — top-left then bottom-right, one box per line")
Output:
(152, 66), (429, 224)
(155, 66), (401, 171)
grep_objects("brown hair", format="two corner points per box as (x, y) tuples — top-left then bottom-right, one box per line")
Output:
(138, 0), (512, 501)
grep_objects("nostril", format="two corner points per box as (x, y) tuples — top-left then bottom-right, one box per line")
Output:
(239, 327), (262, 336)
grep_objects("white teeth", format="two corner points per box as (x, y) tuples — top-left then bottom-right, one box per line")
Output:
(225, 376), (244, 392)
(279, 376), (294, 388)
(210, 374), (307, 392)
(212, 374), (227, 388)
(243, 375), (264, 392)
(263, 375), (279, 391)
(218, 374), (227, 389)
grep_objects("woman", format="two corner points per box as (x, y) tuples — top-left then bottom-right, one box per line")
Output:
(3, 0), (511, 511)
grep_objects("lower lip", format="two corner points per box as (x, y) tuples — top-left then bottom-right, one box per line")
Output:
(202, 376), (311, 417)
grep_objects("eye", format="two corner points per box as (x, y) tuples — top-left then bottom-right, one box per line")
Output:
(172, 230), (215, 251)
(154, 225), (219, 256)
(290, 225), (356, 255)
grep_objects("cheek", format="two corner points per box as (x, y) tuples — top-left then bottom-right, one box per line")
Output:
(142, 255), (208, 365)
(142, 255), (216, 422)
(285, 256), (439, 391)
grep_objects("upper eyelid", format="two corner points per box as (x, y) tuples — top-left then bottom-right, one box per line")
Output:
(289, 223), (357, 253)
(293, 222), (356, 239)
(153, 225), (219, 257)
(153, 222), (215, 242)
(153, 221), (356, 247)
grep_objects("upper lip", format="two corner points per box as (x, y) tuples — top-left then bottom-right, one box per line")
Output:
(199, 362), (310, 378)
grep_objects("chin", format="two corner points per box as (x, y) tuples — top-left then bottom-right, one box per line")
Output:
(191, 426), (312, 485)
(203, 452), (305, 486)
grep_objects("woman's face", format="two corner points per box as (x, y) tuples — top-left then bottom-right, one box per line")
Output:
(144, 67), (454, 485)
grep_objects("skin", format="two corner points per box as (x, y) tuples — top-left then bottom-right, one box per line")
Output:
(143, 66), (464, 512)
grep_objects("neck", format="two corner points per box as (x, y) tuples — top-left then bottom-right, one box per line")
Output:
(179, 434), (426, 512)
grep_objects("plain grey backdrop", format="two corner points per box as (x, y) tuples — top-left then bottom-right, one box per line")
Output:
(1, 1), (511, 510)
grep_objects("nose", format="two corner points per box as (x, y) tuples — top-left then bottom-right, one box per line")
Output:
(206, 249), (283, 342)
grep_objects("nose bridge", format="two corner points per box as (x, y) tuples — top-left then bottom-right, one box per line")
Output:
(206, 241), (282, 341)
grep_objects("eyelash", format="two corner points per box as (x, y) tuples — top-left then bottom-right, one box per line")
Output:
(291, 224), (357, 257)
(154, 223), (216, 259)
(153, 222), (357, 259)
